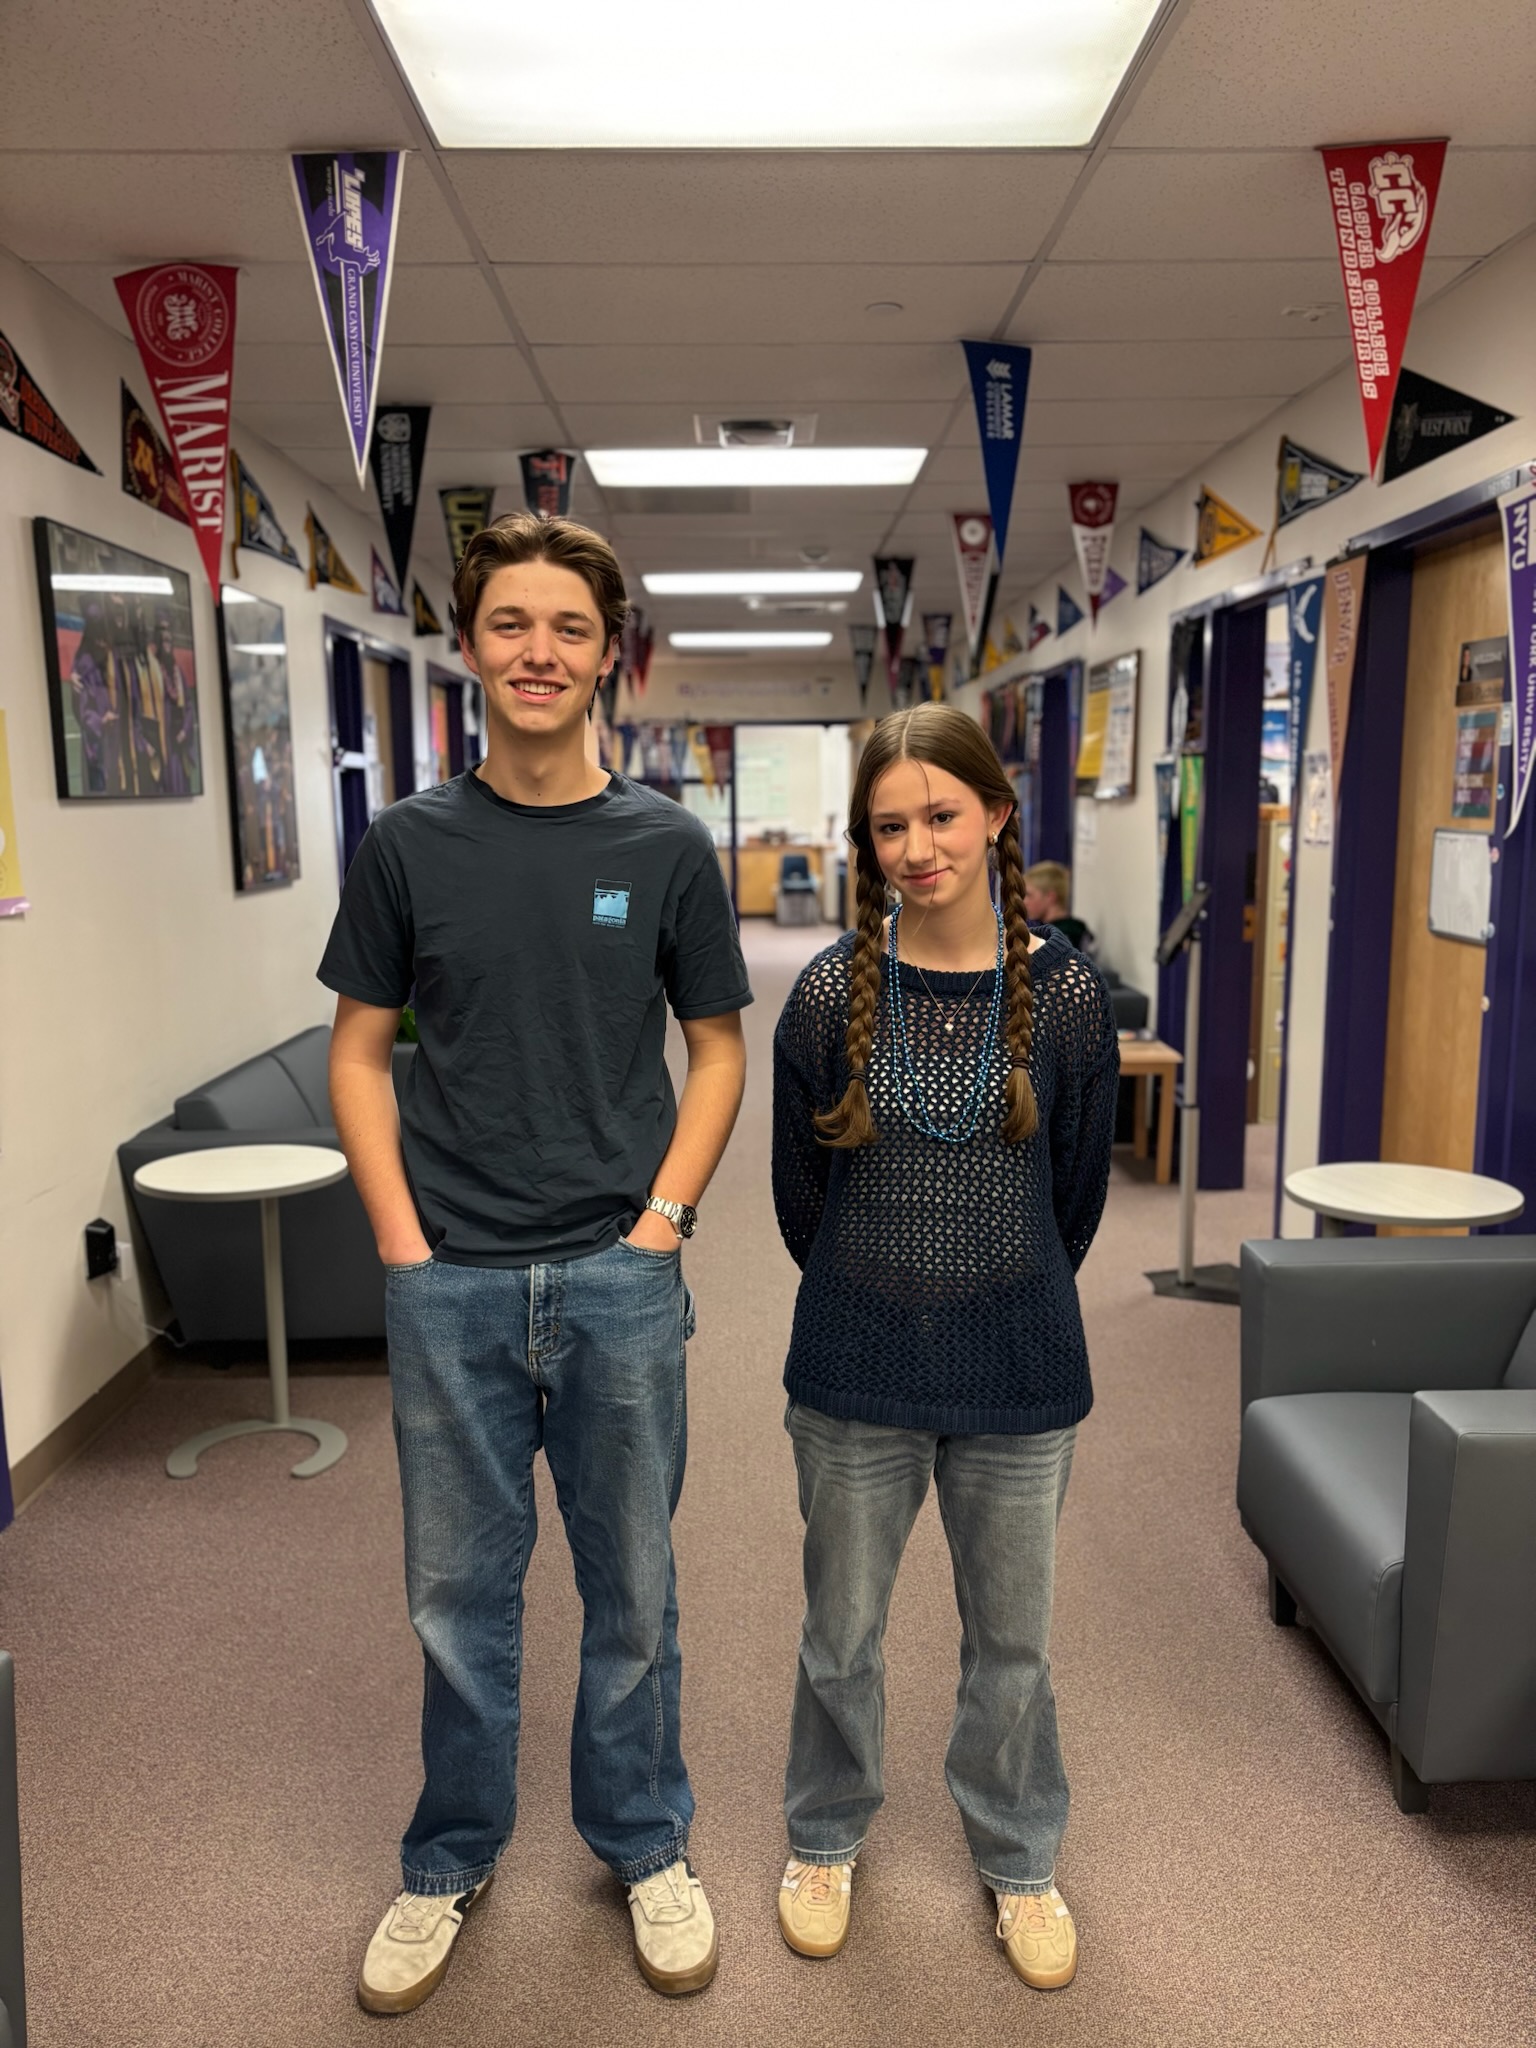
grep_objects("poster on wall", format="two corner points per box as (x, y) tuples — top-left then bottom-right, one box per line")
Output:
(1076, 664), (1111, 790)
(291, 151), (405, 486)
(121, 383), (190, 525)
(0, 712), (28, 917)
(230, 450), (301, 574)
(33, 517), (202, 801)
(1382, 368), (1516, 483)
(1302, 750), (1334, 846)
(1092, 652), (1139, 800)
(217, 590), (301, 891)
(0, 327), (100, 473)
(1178, 752), (1204, 899)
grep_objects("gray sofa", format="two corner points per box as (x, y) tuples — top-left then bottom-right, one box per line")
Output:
(1237, 1236), (1536, 1812)
(118, 1026), (413, 1345)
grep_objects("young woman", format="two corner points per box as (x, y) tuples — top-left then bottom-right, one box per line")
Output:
(771, 704), (1117, 1990)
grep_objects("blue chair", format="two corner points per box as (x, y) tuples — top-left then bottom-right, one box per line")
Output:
(775, 852), (821, 926)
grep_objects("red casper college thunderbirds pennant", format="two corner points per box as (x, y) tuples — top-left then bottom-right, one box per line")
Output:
(115, 264), (238, 596)
(1068, 482), (1118, 622)
(1318, 139), (1447, 476)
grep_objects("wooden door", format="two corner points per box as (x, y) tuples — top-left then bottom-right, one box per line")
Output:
(1380, 528), (1504, 1180)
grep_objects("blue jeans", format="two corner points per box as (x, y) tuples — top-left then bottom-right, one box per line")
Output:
(784, 1403), (1076, 1892)
(384, 1240), (696, 1894)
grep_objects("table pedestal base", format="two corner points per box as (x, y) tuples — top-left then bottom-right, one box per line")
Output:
(1146, 1261), (1241, 1306)
(167, 1417), (348, 1481)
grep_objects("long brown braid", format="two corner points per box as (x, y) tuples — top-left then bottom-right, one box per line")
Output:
(814, 703), (1040, 1149)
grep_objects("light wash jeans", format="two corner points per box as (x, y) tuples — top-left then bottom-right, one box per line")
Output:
(384, 1240), (696, 1894)
(784, 1402), (1076, 1892)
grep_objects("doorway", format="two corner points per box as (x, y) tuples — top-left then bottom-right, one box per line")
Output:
(326, 620), (413, 876)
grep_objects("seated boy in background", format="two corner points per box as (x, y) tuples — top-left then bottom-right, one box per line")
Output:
(1023, 862), (1094, 954)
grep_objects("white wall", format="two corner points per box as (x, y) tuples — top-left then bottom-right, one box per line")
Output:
(954, 231), (1535, 1233)
(0, 248), (461, 1470)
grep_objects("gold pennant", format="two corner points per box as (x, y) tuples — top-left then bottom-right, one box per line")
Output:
(305, 506), (364, 594)
(1193, 486), (1263, 566)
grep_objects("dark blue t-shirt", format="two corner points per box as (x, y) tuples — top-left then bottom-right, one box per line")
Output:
(318, 770), (752, 1266)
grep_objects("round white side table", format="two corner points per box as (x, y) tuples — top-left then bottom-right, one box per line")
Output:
(133, 1144), (351, 1479)
(1284, 1161), (1526, 1238)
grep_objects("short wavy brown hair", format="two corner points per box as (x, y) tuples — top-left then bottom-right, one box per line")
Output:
(451, 510), (629, 648)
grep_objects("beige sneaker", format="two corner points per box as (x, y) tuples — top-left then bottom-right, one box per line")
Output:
(995, 1884), (1078, 1989)
(357, 1876), (493, 2014)
(627, 1860), (718, 1995)
(778, 1857), (855, 1958)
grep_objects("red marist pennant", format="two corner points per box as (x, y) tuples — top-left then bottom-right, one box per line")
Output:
(115, 264), (238, 597)
(1318, 140), (1447, 477)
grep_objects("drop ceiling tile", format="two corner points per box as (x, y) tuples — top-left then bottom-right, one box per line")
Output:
(539, 342), (961, 407)
(236, 399), (559, 450)
(363, 344), (543, 405)
(1053, 149), (1533, 263)
(941, 395), (1279, 452)
(1010, 256), (1475, 342)
(910, 444), (1214, 496)
(1117, 0), (1536, 149)
(1026, 336), (1348, 400)
(447, 151), (1085, 265)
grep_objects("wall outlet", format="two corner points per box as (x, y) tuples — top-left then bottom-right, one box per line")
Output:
(84, 1217), (118, 1280)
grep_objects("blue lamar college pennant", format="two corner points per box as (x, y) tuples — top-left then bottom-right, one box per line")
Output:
(961, 341), (1032, 569)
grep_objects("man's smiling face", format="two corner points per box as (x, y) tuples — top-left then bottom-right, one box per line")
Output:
(460, 557), (617, 746)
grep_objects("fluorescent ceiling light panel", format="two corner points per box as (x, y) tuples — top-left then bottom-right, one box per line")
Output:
(589, 449), (924, 489)
(373, 0), (1161, 147)
(643, 571), (864, 596)
(670, 631), (833, 650)
(231, 643), (287, 656)
(52, 574), (175, 594)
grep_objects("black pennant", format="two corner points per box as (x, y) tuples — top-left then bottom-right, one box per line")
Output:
(440, 486), (495, 568)
(370, 405), (430, 588)
(1382, 367), (1516, 483)
(0, 326), (100, 473)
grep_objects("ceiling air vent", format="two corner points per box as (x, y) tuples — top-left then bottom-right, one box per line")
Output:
(695, 413), (818, 449)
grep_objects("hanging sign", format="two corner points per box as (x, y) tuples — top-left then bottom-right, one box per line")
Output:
(413, 580), (444, 637)
(848, 621), (877, 707)
(1322, 553), (1368, 798)
(122, 382), (190, 525)
(1318, 139), (1448, 476)
(371, 547), (405, 615)
(950, 512), (994, 664)
(873, 556), (914, 688)
(1382, 367), (1516, 483)
(1499, 475), (1536, 840)
(305, 505), (363, 593)
(1193, 485), (1262, 566)
(291, 151), (405, 486)
(1057, 586), (1084, 635)
(1137, 528), (1185, 594)
(1285, 575), (1325, 812)
(961, 341), (1032, 566)
(441, 486), (495, 568)
(369, 404), (430, 589)
(1068, 481), (1119, 621)
(230, 450), (300, 574)
(1098, 565), (1128, 613)
(521, 449), (578, 518)
(0, 326), (100, 474)
(115, 263), (238, 596)
(1028, 604), (1049, 649)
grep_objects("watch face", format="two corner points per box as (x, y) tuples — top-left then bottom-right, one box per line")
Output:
(678, 1205), (698, 1238)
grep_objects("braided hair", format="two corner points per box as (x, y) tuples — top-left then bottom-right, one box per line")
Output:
(814, 704), (1038, 1149)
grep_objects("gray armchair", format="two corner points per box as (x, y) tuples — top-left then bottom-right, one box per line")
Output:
(1237, 1236), (1536, 1812)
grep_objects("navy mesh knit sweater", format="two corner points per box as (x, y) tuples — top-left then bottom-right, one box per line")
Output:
(772, 923), (1119, 1435)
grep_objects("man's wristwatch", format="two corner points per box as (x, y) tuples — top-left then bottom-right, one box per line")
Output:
(645, 1196), (698, 1240)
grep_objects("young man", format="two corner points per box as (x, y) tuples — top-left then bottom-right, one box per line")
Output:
(1022, 861), (1094, 954)
(319, 512), (750, 2014)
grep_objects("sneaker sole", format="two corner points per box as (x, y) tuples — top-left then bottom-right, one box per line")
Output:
(778, 1905), (850, 1959)
(357, 1875), (493, 2016)
(635, 1928), (719, 1997)
(1002, 1943), (1078, 1991)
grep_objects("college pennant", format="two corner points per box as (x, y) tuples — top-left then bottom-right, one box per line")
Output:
(371, 547), (405, 615)
(1382, 367), (1516, 483)
(1323, 554), (1369, 798)
(413, 580), (444, 637)
(922, 612), (953, 699)
(1099, 565), (1128, 612)
(1057, 587), (1084, 635)
(961, 342), (1032, 566)
(306, 505), (363, 594)
(1318, 139), (1448, 476)
(441, 487), (496, 568)
(122, 382), (190, 525)
(1285, 576), (1325, 810)
(0, 327), (100, 474)
(521, 449), (578, 518)
(1262, 436), (1364, 569)
(873, 556), (914, 691)
(848, 622), (877, 707)
(1193, 486), (1263, 566)
(369, 405), (430, 589)
(114, 263), (238, 595)
(1068, 482), (1119, 622)
(1499, 476), (1536, 841)
(292, 152), (405, 487)
(1027, 604), (1050, 650)
(1137, 528), (1185, 594)
(229, 449), (300, 574)
(950, 512), (994, 664)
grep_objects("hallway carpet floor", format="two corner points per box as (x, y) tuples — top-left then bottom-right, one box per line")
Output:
(3, 921), (1533, 2046)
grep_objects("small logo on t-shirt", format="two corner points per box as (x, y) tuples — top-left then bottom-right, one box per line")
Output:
(592, 880), (631, 929)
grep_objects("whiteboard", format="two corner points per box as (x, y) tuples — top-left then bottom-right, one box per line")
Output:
(1428, 828), (1491, 946)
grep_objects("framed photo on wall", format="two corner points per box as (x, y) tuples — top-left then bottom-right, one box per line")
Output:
(217, 589), (301, 891)
(1091, 651), (1140, 800)
(33, 517), (202, 801)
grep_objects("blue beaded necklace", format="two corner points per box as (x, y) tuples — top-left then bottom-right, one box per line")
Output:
(886, 902), (1005, 1144)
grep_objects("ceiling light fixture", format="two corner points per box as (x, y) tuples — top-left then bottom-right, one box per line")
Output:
(52, 574), (175, 594)
(372, 0), (1164, 147)
(643, 571), (863, 596)
(588, 449), (925, 489)
(669, 631), (834, 650)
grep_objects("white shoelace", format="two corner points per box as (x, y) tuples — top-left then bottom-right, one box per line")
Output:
(633, 1865), (692, 1923)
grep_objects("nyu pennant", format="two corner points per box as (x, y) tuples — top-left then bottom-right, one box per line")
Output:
(292, 153), (405, 487)
(1500, 477), (1536, 841)
(960, 342), (1032, 567)
(115, 263), (238, 596)
(370, 405), (430, 589)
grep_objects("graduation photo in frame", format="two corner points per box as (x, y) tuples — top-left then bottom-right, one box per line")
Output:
(33, 516), (202, 801)
(217, 589), (301, 891)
